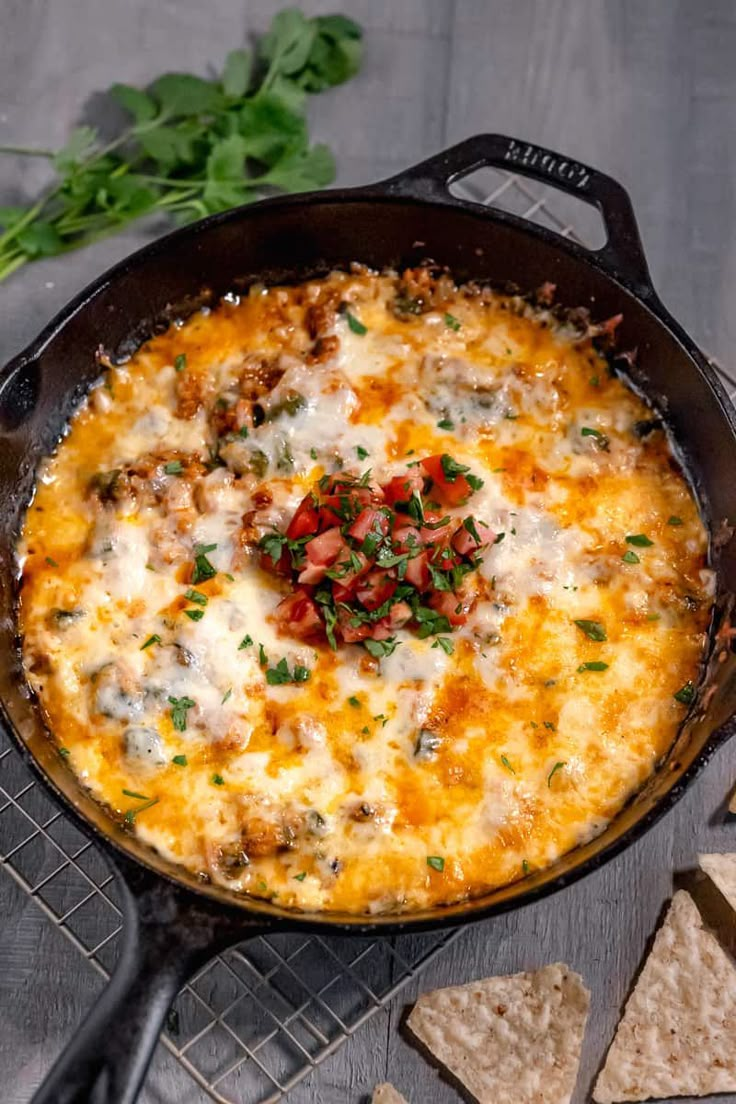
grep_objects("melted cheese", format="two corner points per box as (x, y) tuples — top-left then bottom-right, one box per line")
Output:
(18, 270), (713, 914)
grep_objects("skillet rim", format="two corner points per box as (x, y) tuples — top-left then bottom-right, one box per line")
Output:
(2, 178), (736, 936)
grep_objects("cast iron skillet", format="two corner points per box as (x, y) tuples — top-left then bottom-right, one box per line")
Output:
(2, 133), (736, 1104)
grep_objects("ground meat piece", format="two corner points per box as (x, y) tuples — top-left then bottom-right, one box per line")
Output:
(175, 369), (207, 419)
(239, 354), (286, 402)
(305, 294), (339, 340)
(392, 267), (456, 318)
(240, 802), (304, 858)
(307, 335), (340, 365)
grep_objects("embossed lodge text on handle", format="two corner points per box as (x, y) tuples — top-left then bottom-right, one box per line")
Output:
(502, 138), (591, 191)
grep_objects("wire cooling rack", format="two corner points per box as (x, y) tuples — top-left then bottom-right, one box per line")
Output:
(2, 166), (735, 1104)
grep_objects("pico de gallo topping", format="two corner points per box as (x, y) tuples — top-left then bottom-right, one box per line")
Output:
(258, 455), (495, 653)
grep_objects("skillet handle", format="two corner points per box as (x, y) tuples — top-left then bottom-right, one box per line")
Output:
(31, 855), (263, 1104)
(380, 133), (654, 297)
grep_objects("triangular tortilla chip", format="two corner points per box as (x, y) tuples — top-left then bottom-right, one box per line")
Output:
(372, 1084), (409, 1104)
(406, 963), (589, 1104)
(700, 852), (736, 914)
(594, 890), (736, 1102)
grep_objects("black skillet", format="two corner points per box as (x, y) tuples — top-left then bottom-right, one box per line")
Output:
(2, 133), (736, 1104)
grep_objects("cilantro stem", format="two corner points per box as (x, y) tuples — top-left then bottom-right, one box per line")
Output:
(0, 145), (56, 158)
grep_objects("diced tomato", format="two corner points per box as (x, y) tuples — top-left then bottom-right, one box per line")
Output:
(382, 470), (424, 507)
(274, 590), (323, 638)
(305, 528), (345, 566)
(323, 474), (383, 504)
(387, 600), (412, 629)
(392, 524), (422, 554)
(452, 520), (496, 557)
(371, 602), (412, 639)
(429, 589), (475, 626)
(286, 495), (319, 540)
(298, 528), (348, 584)
(260, 547), (291, 577)
(348, 508), (389, 543)
(317, 496), (347, 530)
(420, 454), (472, 506)
(331, 551), (370, 601)
(337, 607), (372, 643)
(419, 511), (452, 546)
(404, 550), (430, 590)
(356, 569), (397, 612)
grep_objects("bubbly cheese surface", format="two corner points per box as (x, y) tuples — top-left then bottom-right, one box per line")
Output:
(18, 268), (713, 913)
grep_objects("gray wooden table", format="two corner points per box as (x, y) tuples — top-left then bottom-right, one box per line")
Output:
(2, 2), (736, 1101)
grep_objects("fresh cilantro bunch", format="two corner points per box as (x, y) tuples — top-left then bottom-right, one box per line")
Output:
(0, 9), (362, 283)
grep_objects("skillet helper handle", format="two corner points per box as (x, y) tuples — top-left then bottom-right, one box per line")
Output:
(381, 133), (654, 296)
(31, 859), (261, 1104)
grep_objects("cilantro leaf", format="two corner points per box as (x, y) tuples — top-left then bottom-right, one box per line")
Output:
(574, 619), (607, 642)
(168, 695), (195, 732)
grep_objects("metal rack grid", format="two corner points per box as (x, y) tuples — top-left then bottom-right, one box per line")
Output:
(1, 167), (734, 1104)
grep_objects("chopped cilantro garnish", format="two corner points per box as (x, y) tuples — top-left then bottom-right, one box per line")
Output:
(211, 773), (225, 786)
(265, 657), (311, 685)
(184, 609), (204, 622)
(172, 755), (188, 767)
(364, 637), (399, 658)
(581, 426), (605, 439)
(294, 871), (307, 881)
(344, 309), (367, 335)
(439, 454), (470, 482)
(462, 516), (482, 544)
(174, 354), (186, 372)
(356, 445), (369, 461)
(221, 688), (232, 704)
(547, 762), (566, 787)
(185, 589), (208, 606)
(622, 550), (640, 564)
(674, 681), (695, 705)
(432, 636), (454, 655)
(667, 515), (684, 526)
(58, 747), (70, 758)
(437, 418), (454, 430)
(426, 856), (445, 872)
(500, 755), (515, 774)
(348, 696), (361, 708)
(258, 643), (268, 666)
(140, 634), (161, 650)
(238, 634), (253, 650)
(45, 556), (59, 567)
(444, 312), (461, 332)
(574, 619), (607, 642)
(192, 543), (217, 584)
(124, 797), (159, 824)
(625, 533), (654, 547)
(164, 460), (183, 475)
(578, 661), (609, 672)
(122, 788), (149, 800)
(522, 859), (530, 875)
(310, 447), (318, 460)
(168, 695), (195, 732)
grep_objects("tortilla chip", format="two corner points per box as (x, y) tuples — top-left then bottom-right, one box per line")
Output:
(372, 1084), (409, 1104)
(730, 785), (736, 816)
(594, 890), (736, 1102)
(406, 963), (589, 1104)
(699, 852), (736, 914)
